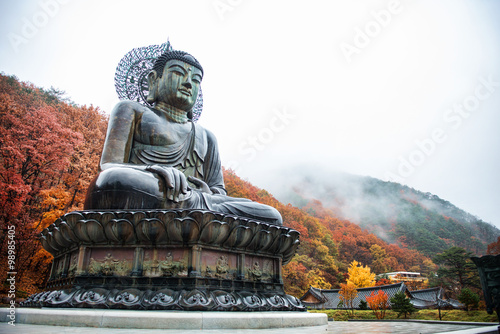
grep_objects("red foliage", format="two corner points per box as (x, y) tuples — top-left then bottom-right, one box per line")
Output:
(376, 278), (392, 286)
(366, 289), (389, 319)
(0, 74), (108, 293)
(487, 236), (500, 255)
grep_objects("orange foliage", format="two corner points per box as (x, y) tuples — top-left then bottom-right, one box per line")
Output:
(375, 278), (392, 286)
(366, 289), (389, 319)
(0, 74), (108, 294)
(339, 282), (358, 313)
(487, 236), (500, 255)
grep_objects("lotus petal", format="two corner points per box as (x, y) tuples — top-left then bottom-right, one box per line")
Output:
(52, 226), (73, 248)
(105, 219), (136, 244)
(136, 218), (167, 244)
(165, 218), (185, 244)
(40, 234), (58, 255)
(223, 225), (253, 249)
(199, 220), (229, 245)
(63, 212), (85, 229)
(252, 230), (273, 252)
(74, 219), (106, 244)
(57, 221), (78, 244)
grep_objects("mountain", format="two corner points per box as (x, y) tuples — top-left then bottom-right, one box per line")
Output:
(269, 169), (499, 257)
(223, 169), (433, 296)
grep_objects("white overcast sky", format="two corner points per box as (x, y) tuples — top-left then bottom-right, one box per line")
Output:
(1, 0), (500, 230)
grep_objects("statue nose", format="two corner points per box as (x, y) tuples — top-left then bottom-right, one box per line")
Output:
(182, 81), (192, 89)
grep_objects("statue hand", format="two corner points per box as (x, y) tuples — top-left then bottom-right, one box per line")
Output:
(145, 165), (188, 202)
(188, 176), (213, 194)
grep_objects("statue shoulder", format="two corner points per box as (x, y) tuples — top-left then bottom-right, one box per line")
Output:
(194, 123), (219, 145)
(111, 100), (149, 119)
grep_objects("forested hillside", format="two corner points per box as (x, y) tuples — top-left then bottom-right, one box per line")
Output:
(271, 171), (499, 257)
(223, 169), (433, 296)
(0, 73), (108, 294)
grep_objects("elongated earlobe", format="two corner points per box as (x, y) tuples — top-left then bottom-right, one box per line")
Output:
(146, 70), (158, 104)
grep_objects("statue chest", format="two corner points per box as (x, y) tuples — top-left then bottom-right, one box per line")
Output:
(129, 112), (207, 179)
(134, 112), (192, 146)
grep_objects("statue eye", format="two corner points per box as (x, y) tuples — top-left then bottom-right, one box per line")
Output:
(192, 75), (202, 84)
(169, 65), (186, 76)
(172, 69), (185, 76)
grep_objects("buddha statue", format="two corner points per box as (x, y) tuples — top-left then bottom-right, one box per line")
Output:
(84, 50), (282, 225)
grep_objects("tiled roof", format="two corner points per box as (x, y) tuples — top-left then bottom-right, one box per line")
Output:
(301, 285), (327, 303)
(408, 287), (442, 301)
(301, 283), (464, 310)
(302, 282), (406, 309)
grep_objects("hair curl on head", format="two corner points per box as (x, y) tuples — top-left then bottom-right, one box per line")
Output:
(152, 50), (203, 78)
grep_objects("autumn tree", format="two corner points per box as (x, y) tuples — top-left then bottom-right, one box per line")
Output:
(0, 94), (80, 291)
(487, 236), (500, 255)
(339, 282), (358, 315)
(375, 278), (392, 286)
(366, 289), (389, 319)
(0, 74), (107, 294)
(282, 259), (309, 296)
(370, 244), (387, 274)
(347, 260), (375, 288)
(307, 268), (332, 290)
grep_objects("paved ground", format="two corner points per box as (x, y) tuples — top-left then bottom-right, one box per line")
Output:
(1, 321), (498, 334)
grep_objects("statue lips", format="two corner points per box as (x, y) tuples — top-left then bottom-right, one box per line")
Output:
(178, 88), (192, 96)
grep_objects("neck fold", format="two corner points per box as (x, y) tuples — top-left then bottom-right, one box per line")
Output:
(155, 102), (189, 123)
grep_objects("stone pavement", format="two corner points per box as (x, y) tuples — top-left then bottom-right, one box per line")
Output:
(1, 321), (499, 334)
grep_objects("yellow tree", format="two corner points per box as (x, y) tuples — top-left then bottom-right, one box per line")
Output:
(307, 268), (332, 290)
(347, 260), (376, 288)
(339, 282), (358, 315)
(370, 244), (387, 274)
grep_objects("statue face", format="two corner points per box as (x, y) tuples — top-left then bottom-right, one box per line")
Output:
(155, 59), (202, 111)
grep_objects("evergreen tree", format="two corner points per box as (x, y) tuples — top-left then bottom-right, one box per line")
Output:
(358, 299), (368, 310)
(458, 288), (480, 312)
(432, 246), (480, 297)
(390, 291), (418, 319)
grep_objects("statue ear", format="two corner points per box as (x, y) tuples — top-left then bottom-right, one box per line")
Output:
(146, 70), (158, 103)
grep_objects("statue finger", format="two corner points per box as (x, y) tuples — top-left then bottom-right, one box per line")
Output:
(162, 168), (174, 189)
(187, 175), (202, 187)
(166, 187), (173, 202)
(160, 168), (175, 201)
(172, 171), (181, 202)
(180, 174), (188, 195)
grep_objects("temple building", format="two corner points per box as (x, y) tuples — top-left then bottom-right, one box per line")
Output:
(300, 283), (463, 310)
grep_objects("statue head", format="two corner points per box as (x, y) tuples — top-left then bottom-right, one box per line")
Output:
(147, 50), (203, 113)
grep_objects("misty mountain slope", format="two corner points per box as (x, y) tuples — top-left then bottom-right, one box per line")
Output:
(222, 168), (432, 294)
(265, 169), (499, 257)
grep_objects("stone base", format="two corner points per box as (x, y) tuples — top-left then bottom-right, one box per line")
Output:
(0, 308), (327, 329)
(23, 209), (304, 311)
(22, 287), (304, 311)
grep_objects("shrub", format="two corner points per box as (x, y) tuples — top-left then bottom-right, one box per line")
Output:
(458, 288), (480, 312)
(359, 299), (369, 310)
(366, 289), (389, 319)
